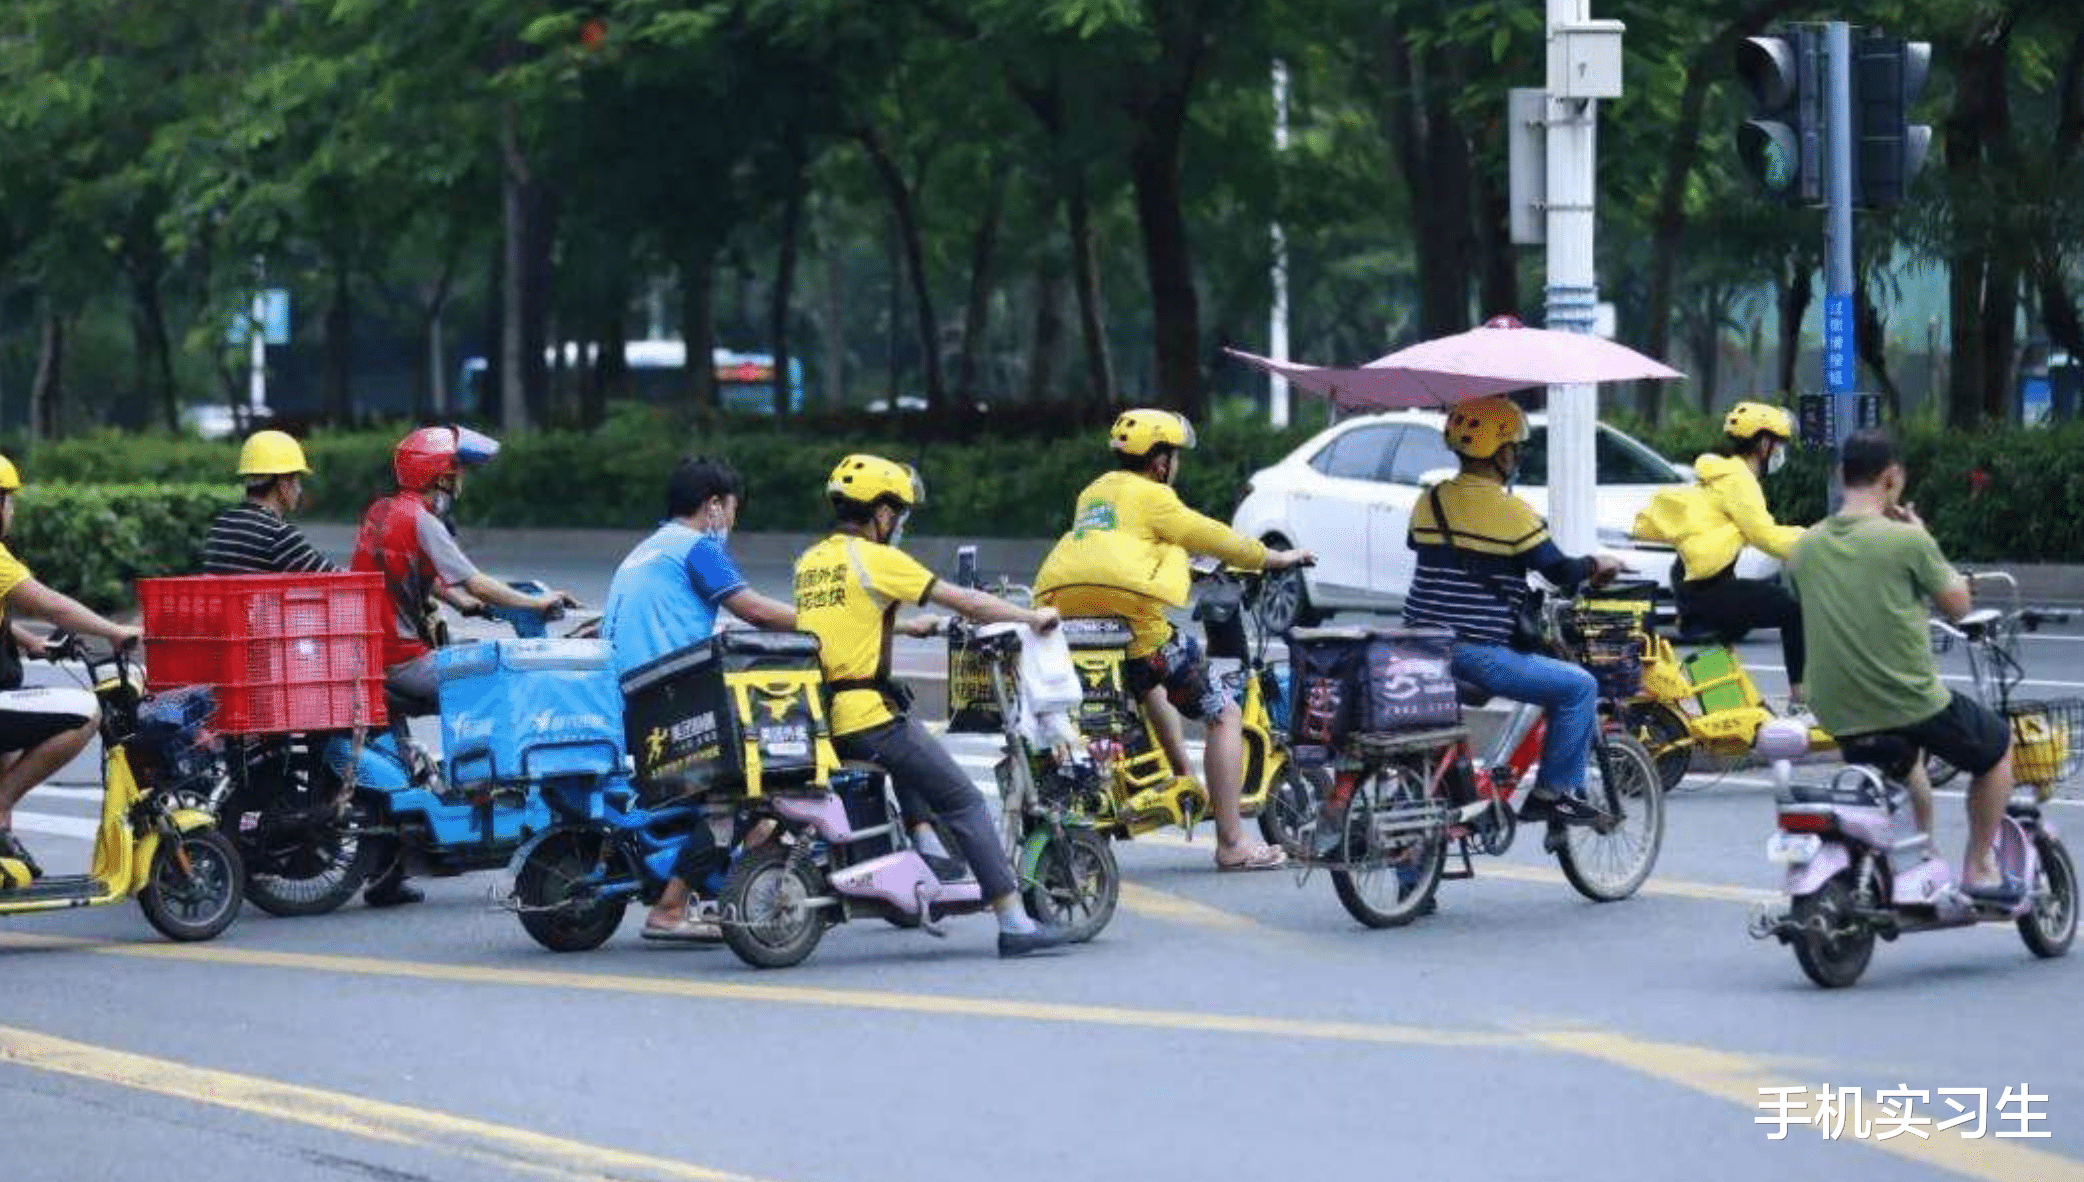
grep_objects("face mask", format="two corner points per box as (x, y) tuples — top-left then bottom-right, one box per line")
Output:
(1766, 444), (1788, 476)
(702, 504), (731, 544)
(430, 490), (454, 518)
(888, 510), (911, 547)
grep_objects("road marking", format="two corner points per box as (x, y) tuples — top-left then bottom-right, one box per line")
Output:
(1745, 661), (2084, 691)
(0, 1023), (778, 1182)
(9, 813), (97, 839)
(1531, 1027), (2084, 1182)
(1692, 771), (2084, 810)
(1118, 881), (1268, 933)
(1477, 862), (1779, 904)
(0, 931), (1517, 1051)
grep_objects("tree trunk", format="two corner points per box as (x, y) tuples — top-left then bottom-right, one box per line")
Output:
(954, 160), (1010, 404)
(1129, 100), (1204, 416)
(1471, 155), (1518, 323)
(29, 312), (64, 443)
(129, 269), (179, 433)
(678, 239), (720, 410)
(1980, 261), (2019, 421)
(769, 140), (807, 417)
(499, 98), (534, 432)
(1377, 31), (1475, 341)
(1025, 257), (1066, 404)
(856, 126), (944, 408)
(1777, 257), (1812, 395)
(322, 259), (354, 425)
(1943, 12), (2017, 426)
(1065, 182), (1118, 405)
(1855, 277), (1902, 419)
(818, 222), (847, 410)
(587, 246), (628, 428)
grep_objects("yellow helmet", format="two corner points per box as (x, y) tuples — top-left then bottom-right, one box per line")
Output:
(237, 430), (312, 478)
(1723, 401), (1795, 442)
(827, 454), (924, 509)
(0, 455), (18, 493)
(1108, 409), (1197, 458)
(1442, 397), (1528, 460)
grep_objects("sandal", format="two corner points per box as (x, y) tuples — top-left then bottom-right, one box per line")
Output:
(1962, 872), (2028, 907)
(1216, 844), (1288, 872)
(0, 828), (43, 880)
(641, 911), (723, 943)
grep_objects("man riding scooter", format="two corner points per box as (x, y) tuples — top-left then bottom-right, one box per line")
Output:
(349, 425), (576, 907)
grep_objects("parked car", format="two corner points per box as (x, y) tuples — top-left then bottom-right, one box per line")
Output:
(1230, 409), (1781, 631)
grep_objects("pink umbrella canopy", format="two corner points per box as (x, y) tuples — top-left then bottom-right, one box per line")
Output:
(1226, 315), (1686, 410)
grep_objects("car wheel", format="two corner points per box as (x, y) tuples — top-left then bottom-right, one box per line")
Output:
(1254, 535), (1322, 634)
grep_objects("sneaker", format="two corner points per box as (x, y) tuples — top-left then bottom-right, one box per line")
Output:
(364, 879), (425, 908)
(998, 922), (1074, 959)
(922, 851), (973, 884)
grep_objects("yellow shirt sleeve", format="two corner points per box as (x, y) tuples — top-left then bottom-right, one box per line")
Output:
(1142, 483), (1268, 570)
(1709, 467), (1805, 560)
(0, 543), (32, 601)
(854, 541), (937, 607)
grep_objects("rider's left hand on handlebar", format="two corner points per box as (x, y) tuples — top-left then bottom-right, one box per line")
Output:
(898, 614), (947, 639)
(1588, 555), (1625, 588)
(1027, 607), (1061, 634)
(534, 590), (580, 614)
(109, 626), (143, 652)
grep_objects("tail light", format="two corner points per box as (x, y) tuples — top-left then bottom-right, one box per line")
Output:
(1778, 811), (1835, 834)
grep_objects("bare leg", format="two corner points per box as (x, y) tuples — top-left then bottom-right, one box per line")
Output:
(1140, 688), (1193, 780)
(1904, 760), (1935, 837)
(1962, 749), (2014, 887)
(1203, 703), (1249, 853)
(0, 720), (96, 828)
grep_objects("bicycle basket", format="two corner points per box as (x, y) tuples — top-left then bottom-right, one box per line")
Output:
(2007, 699), (2084, 799)
(1561, 607), (1644, 699)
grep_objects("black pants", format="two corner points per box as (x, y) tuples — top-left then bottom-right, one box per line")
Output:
(835, 719), (1016, 900)
(1680, 573), (1806, 686)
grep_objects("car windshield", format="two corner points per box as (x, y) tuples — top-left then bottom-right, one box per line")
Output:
(1514, 426), (1679, 487)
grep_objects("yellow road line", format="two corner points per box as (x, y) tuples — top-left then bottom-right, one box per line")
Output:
(0, 1023), (777, 1182)
(0, 931), (1513, 1050)
(1478, 862), (1781, 905)
(1533, 1027), (2084, 1182)
(1118, 881), (1269, 933)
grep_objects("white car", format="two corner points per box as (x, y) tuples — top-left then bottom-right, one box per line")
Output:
(1229, 409), (1779, 631)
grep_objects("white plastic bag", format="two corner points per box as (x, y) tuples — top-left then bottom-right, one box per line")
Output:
(1014, 624), (1082, 715)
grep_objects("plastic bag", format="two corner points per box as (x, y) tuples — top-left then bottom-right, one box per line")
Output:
(1015, 624), (1082, 716)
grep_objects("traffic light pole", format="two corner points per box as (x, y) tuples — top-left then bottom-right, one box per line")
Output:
(1544, 0), (1602, 556)
(1822, 20), (1857, 507)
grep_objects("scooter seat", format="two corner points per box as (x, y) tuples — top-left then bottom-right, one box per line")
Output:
(1455, 679), (1493, 708)
(1785, 778), (1886, 808)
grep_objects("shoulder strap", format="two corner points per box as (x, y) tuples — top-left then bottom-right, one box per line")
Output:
(1427, 484), (1474, 574)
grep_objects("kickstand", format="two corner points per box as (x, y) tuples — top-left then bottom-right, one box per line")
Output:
(913, 881), (948, 938)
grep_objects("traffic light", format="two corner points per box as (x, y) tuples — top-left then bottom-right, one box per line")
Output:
(1854, 32), (1932, 207)
(1736, 30), (1822, 204)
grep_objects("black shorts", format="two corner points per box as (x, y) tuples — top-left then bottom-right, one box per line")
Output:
(1840, 691), (2011, 779)
(0, 687), (96, 754)
(1124, 630), (1231, 723)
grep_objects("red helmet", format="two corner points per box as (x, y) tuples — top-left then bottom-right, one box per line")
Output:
(394, 426), (500, 491)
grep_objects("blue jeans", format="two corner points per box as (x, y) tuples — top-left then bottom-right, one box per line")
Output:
(1451, 643), (1597, 794)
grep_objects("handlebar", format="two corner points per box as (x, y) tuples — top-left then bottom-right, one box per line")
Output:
(41, 630), (136, 674)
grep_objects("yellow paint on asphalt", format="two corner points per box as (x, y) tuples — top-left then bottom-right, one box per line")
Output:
(1478, 862), (1781, 905)
(1118, 881), (1268, 933)
(0, 1023), (777, 1182)
(1533, 1027), (2084, 1182)
(0, 931), (1514, 1050)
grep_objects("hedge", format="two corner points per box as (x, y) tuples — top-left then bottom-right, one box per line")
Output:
(10, 483), (234, 613)
(16, 406), (1321, 539)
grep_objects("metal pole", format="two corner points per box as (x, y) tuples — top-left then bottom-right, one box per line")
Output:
(1269, 59), (1292, 429)
(1823, 20), (1857, 508)
(248, 272), (267, 416)
(1545, 0), (1600, 555)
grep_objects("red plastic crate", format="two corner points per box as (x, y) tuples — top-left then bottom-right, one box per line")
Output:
(139, 572), (389, 735)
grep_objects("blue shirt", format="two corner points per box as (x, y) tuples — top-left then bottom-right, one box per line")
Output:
(603, 524), (748, 677)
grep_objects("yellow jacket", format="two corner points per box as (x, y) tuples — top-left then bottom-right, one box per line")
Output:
(1633, 452), (1806, 582)
(1034, 470), (1267, 655)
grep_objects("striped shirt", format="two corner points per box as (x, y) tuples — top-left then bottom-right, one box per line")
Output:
(1399, 473), (1589, 646)
(202, 504), (338, 575)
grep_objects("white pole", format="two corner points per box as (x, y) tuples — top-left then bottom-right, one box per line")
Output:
(1544, 0), (1600, 555)
(249, 288), (267, 415)
(1269, 59), (1292, 429)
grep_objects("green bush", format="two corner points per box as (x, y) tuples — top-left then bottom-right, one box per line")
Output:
(9, 483), (234, 613)
(14, 407), (1319, 538)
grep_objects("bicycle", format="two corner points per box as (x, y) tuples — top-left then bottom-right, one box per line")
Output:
(1584, 582), (1833, 793)
(1294, 591), (1667, 928)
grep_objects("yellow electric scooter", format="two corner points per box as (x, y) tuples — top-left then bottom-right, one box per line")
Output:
(0, 634), (243, 940)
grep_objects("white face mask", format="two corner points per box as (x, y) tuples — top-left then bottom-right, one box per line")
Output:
(702, 504), (731, 544)
(888, 510), (910, 547)
(430, 489), (455, 518)
(1766, 444), (1788, 476)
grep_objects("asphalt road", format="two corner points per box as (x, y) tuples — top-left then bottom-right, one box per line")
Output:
(5, 528), (2084, 1182)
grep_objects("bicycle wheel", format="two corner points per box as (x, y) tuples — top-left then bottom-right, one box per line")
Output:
(1330, 763), (1446, 928)
(1556, 735), (1664, 902)
(1624, 702), (1692, 794)
(1022, 827), (1119, 943)
(2020, 833), (2078, 960)
(1257, 762), (1326, 856)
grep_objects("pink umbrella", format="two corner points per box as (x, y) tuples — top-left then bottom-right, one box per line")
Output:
(1226, 315), (1685, 410)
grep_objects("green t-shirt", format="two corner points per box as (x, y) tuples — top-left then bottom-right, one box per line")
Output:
(1787, 514), (1960, 737)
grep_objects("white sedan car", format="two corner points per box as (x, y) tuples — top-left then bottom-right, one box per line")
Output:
(1230, 409), (1778, 631)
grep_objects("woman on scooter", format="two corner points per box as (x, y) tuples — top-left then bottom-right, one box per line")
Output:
(1635, 402), (1808, 711)
(0, 455), (144, 879)
(794, 454), (1074, 958)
